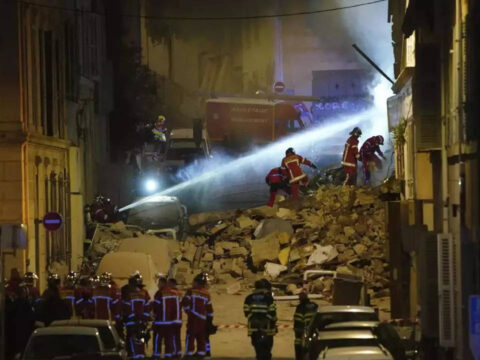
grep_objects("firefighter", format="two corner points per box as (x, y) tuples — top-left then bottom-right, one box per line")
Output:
(244, 279), (277, 360)
(182, 272), (213, 359)
(265, 167), (290, 207)
(35, 274), (71, 326)
(281, 148), (317, 199)
(293, 291), (318, 360)
(341, 127), (362, 186)
(59, 271), (78, 317)
(122, 271), (151, 359)
(75, 275), (95, 319)
(23, 271), (41, 303)
(359, 135), (386, 185)
(152, 115), (168, 156)
(6, 268), (22, 299)
(92, 272), (119, 320)
(168, 278), (183, 359)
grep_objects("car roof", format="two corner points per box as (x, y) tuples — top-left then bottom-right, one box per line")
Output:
(317, 330), (376, 340)
(50, 319), (112, 327)
(322, 346), (391, 358)
(317, 305), (376, 314)
(32, 326), (99, 336)
(325, 321), (380, 329)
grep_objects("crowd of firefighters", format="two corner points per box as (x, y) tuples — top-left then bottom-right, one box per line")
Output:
(4, 269), (214, 360)
(5, 267), (319, 360)
(265, 127), (385, 206)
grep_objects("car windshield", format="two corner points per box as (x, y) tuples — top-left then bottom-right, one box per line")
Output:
(24, 335), (100, 359)
(312, 312), (378, 332)
(96, 326), (116, 350)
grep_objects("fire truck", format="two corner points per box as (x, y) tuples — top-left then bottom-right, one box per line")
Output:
(205, 97), (311, 151)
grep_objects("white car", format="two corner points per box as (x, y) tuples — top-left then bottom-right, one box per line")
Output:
(314, 330), (393, 360)
(50, 319), (126, 359)
(22, 326), (105, 360)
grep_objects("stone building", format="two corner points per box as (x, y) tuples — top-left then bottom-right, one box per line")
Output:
(0, 0), (113, 288)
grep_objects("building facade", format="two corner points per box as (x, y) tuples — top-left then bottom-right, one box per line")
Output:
(0, 0), (112, 289)
(387, 0), (480, 358)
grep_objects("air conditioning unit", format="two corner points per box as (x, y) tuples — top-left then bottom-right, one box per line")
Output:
(437, 233), (455, 347)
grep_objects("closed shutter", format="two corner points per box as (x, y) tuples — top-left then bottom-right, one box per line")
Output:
(437, 233), (455, 347)
(413, 43), (441, 150)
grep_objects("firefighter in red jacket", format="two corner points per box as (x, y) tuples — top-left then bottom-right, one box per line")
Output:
(182, 273), (213, 358)
(168, 278), (183, 358)
(341, 127), (362, 186)
(92, 272), (119, 320)
(122, 271), (151, 359)
(265, 167), (290, 207)
(59, 271), (78, 317)
(359, 135), (386, 185)
(75, 275), (95, 319)
(281, 148), (316, 199)
(153, 274), (183, 359)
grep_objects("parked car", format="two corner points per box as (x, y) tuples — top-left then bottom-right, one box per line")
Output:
(324, 321), (407, 360)
(22, 326), (105, 360)
(50, 319), (126, 359)
(310, 330), (393, 360)
(310, 306), (379, 332)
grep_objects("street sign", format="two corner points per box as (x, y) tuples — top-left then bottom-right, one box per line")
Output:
(273, 81), (286, 93)
(42, 212), (63, 231)
(470, 295), (480, 360)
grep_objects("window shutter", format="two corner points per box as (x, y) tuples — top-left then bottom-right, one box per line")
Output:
(437, 233), (455, 347)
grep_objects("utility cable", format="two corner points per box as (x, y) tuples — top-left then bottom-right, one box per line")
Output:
(14, 0), (387, 21)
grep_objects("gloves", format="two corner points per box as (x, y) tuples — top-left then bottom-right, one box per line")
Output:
(310, 164), (317, 169)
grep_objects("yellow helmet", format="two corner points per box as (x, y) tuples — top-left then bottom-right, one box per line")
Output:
(157, 115), (166, 123)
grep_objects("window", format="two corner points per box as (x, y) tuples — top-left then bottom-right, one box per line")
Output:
(64, 21), (78, 99)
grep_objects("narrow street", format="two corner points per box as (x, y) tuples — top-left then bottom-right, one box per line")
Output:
(1, 0), (479, 360)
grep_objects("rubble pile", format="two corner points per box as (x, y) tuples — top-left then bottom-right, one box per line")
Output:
(179, 182), (400, 300)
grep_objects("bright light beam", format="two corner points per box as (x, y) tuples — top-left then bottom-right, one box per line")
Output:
(120, 108), (379, 212)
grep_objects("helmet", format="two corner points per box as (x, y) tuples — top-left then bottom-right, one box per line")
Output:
(349, 127), (362, 137)
(90, 275), (100, 287)
(23, 271), (38, 284)
(129, 271), (143, 287)
(47, 273), (60, 287)
(375, 135), (384, 145)
(156, 273), (167, 282)
(285, 147), (295, 156)
(194, 272), (208, 287)
(99, 272), (112, 287)
(254, 280), (266, 290)
(65, 271), (79, 286)
(261, 279), (272, 291)
(157, 115), (166, 124)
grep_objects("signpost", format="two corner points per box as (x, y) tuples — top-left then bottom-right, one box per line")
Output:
(42, 212), (63, 231)
(273, 81), (286, 93)
(470, 295), (480, 360)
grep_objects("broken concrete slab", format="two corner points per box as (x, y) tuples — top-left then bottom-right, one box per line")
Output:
(249, 232), (281, 266)
(229, 247), (249, 257)
(236, 215), (258, 229)
(264, 262), (287, 280)
(307, 244), (338, 266)
(278, 247), (291, 266)
(254, 219), (294, 239)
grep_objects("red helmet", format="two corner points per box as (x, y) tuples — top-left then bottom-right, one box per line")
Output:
(375, 135), (384, 145)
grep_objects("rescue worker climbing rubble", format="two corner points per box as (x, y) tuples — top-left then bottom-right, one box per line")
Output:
(281, 148), (317, 199)
(122, 271), (151, 359)
(244, 279), (277, 360)
(182, 272), (213, 359)
(341, 127), (362, 186)
(265, 167), (290, 207)
(293, 291), (318, 360)
(152, 115), (168, 157)
(359, 135), (386, 185)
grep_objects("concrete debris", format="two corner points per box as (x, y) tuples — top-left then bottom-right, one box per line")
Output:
(307, 245), (338, 266)
(264, 262), (287, 280)
(254, 219), (293, 238)
(96, 184), (393, 301)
